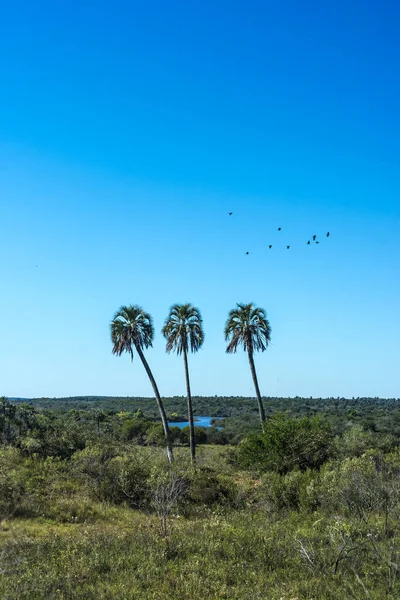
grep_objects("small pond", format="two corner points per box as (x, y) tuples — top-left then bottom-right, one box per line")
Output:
(168, 416), (223, 429)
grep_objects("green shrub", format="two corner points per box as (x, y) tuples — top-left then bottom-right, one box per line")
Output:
(46, 496), (102, 523)
(0, 448), (28, 522)
(312, 453), (400, 524)
(237, 414), (333, 474)
(0, 469), (25, 522)
(120, 417), (148, 441)
(186, 467), (238, 507)
(259, 469), (316, 512)
(73, 445), (152, 507)
(146, 424), (166, 446)
(335, 425), (397, 459)
(179, 426), (208, 445)
(205, 428), (229, 445)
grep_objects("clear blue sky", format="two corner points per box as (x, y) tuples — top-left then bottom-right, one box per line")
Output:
(1, 0), (399, 399)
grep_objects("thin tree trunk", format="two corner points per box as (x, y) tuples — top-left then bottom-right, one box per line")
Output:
(183, 348), (196, 464)
(247, 349), (266, 430)
(135, 345), (174, 463)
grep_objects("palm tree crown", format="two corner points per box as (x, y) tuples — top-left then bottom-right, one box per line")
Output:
(225, 303), (271, 354)
(162, 304), (204, 355)
(111, 305), (154, 359)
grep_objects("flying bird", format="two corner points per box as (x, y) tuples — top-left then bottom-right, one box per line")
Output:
(307, 241), (310, 245)
(278, 227), (282, 231)
(312, 235), (317, 241)
(245, 251), (249, 255)
(286, 246), (290, 249)
(268, 245), (272, 249)
(229, 212), (233, 215)
(316, 241), (320, 244)
(326, 232), (330, 237)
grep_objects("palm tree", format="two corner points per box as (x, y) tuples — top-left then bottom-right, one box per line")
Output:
(224, 303), (271, 429)
(110, 305), (173, 463)
(162, 304), (204, 463)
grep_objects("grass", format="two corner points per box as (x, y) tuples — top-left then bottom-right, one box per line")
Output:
(1, 506), (399, 600)
(1, 442), (400, 599)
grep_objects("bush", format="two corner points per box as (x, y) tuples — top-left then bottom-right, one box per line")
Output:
(205, 428), (229, 445)
(259, 469), (316, 512)
(186, 467), (238, 507)
(335, 425), (397, 459)
(311, 453), (400, 524)
(0, 448), (27, 522)
(146, 424), (166, 447)
(179, 426), (208, 445)
(237, 414), (333, 474)
(46, 496), (101, 523)
(120, 418), (148, 442)
(73, 445), (152, 507)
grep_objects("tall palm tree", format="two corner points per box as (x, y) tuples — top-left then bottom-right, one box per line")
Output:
(224, 303), (271, 429)
(162, 304), (204, 463)
(111, 305), (174, 463)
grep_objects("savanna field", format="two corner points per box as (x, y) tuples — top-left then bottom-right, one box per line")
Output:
(2, 395), (400, 599)
(2, 0), (400, 597)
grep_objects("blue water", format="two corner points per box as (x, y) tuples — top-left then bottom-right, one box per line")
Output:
(168, 416), (222, 429)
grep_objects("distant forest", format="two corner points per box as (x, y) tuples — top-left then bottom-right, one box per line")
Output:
(16, 395), (400, 440)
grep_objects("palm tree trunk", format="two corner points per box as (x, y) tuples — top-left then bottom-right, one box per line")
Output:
(247, 349), (266, 429)
(135, 345), (174, 463)
(183, 347), (196, 464)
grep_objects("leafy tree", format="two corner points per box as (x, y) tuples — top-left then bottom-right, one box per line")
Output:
(0, 397), (18, 444)
(162, 304), (204, 463)
(110, 305), (174, 463)
(92, 409), (106, 435)
(224, 303), (271, 429)
(180, 425), (208, 446)
(120, 417), (148, 442)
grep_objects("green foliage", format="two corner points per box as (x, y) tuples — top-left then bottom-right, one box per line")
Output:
(110, 305), (155, 357)
(237, 414), (333, 473)
(186, 467), (238, 507)
(312, 453), (400, 524)
(120, 416), (151, 442)
(2, 437), (400, 598)
(72, 444), (152, 507)
(259, 468), (315, 512)
(0, 448), (26, 522)
(204, 427), (229, 445)
(179, 426), (208, 445)
(17, 394), (400, 447)
(146, 424), (167, 447)
(335, 424), (396, 458)
(224, 303), (271, 354)
(162, 304), (204, 355)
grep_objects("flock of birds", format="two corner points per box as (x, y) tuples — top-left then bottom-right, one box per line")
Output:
(227, 212), (331, 254)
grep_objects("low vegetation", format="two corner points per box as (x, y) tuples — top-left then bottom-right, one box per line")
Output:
(2, 395), (400, 598)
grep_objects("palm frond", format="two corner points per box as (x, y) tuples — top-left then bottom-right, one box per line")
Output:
(110, 304), (154, 360)
(162, 303), (204, 355)
(224, 303), (271, 354)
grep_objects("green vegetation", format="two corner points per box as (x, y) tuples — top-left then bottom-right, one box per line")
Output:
(2, 290), (399, 598)
(12, 394), (400, 443)
(224, 303), (271, 427)
(236, 414), (333, 473)
(2, 394), (400, 598)
(162, 303), (204, 464)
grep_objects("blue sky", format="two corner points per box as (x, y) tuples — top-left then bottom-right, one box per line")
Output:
(1, 0), (399, 399)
